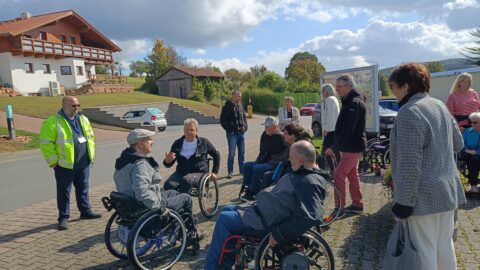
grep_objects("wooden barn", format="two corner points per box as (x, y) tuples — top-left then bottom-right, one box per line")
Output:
(156, 66), (224, 99)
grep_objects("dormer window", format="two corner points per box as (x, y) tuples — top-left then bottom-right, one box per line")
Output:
(70, 37), (76, 44)
(39, 31), (47, 41)
(60, 35), (66, 43)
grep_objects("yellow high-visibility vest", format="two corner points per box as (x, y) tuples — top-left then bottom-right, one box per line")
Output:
(39, 113), (95, 169)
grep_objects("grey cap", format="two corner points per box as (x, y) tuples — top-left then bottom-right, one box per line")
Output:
(260, 116), (279, 126)
(127, 129), (155, 145)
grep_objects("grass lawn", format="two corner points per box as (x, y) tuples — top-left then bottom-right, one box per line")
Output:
(127, 77), (146, 91)
(0, 127), (40, 153)
(0, 92), (221, 119)
(312, 136), (323, 151)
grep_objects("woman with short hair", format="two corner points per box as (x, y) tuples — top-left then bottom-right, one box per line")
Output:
(446, 72), (479, 131)
(387, 63), (466, 269)
(460, 111), (480, 193)
(320, 83), (340, 171)
(278, 96), (300, 131)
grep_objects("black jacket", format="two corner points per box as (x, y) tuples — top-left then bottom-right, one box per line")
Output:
(163, 136), (220, 175)
(333, 89), (367, 153)
(256, 131), (286, 165)
(220, 99), (248, 133)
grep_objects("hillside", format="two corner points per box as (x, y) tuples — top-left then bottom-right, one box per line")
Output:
(379, 58), (477, 77)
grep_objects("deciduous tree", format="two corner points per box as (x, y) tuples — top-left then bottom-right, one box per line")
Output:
(285, 52), (326, 85)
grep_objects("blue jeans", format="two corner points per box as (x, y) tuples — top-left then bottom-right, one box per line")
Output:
(226, 132), (245, 174)
(242, 162), (274, 194)
(205, 205), (246, 270)
(54, 165), (92, 222)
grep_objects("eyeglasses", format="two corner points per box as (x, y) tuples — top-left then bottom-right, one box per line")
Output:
(71, 104), (80, 108)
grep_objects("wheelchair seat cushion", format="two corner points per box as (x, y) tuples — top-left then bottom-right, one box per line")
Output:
(373, 144), (387, 152)
(243, 227), (267, 239)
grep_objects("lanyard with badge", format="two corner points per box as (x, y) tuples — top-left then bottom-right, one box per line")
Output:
(68, 115), (86, 143)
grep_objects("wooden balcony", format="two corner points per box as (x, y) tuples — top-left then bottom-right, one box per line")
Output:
(11, 37), (114, 64)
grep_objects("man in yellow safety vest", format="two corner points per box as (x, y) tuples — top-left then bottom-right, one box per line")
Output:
(40, 96), (101, 230)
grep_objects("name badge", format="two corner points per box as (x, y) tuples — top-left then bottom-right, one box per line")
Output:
(78, 136), (87, 143)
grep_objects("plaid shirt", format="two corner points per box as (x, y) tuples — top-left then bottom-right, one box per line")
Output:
(390, 92), (467, 216)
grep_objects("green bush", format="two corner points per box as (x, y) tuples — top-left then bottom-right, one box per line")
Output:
(242, 88), (319, 114)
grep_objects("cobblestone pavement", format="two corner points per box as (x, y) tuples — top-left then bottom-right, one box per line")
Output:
(0, 138), (478, 270)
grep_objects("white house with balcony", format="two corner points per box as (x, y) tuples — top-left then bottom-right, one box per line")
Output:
(0, 10), (121, 96)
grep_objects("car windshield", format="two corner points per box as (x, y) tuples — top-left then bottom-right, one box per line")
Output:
(304, 103), (316, 107)
(147, 108), (164, 115)
(380, 100), (399, 111)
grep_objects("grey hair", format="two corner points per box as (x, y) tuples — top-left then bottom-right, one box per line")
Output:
(336, 74), (356, 89)
(232, 90), (242, 97)
(469, 112), (480, 122)
(450, 73), (473, 93)
(291, 141), (316, 163)
(284, 96), (294, 102)
(184, 118), (199, 129)
(321, 83), (336, 97)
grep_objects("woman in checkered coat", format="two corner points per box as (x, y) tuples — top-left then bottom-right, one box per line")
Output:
(387, 63), (467, 270)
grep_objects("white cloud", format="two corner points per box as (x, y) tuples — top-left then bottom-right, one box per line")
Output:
(187, 57), (251, 72)
(193, 49), (207, 55)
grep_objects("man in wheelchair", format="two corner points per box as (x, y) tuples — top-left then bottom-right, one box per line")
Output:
(163, 118), (221, 193)
(205, 141), (327, 270)
(113, 129), (203, 254)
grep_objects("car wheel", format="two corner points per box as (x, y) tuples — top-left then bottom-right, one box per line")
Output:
(312, 122), (322, 137)
(158, 127), (166, 132)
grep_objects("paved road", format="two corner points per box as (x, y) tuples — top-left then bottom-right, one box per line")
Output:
(0, 115), (312, 213)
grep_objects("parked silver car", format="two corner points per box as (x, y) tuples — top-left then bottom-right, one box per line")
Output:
(122, 107), (167, 132)
(311, 103), (322, 137)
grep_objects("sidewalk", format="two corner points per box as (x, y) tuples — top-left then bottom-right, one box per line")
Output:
(0, 139), (479, 270)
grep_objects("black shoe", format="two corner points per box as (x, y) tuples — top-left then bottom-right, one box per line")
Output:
(58, 219), (68, 230)
(239, 191), (255, 202)
(80, 211), (102, 219)
(344, 205), (363, 214)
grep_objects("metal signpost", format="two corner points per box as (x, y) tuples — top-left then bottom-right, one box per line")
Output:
(4, 104), (16, 140)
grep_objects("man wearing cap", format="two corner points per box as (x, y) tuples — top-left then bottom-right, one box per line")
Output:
(113, 129), (203, 254)
(240, 116), (286, 201)
(39, 96), (101, 231)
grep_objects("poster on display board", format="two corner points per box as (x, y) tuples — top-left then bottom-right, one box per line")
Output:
(320, 65), (380, 134)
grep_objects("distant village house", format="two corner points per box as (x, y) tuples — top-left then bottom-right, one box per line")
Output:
(156, 66), (224, 99)
(0, 10), (121, 96)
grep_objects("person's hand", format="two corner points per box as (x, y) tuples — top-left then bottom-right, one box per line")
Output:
(209, 173), (217, 181)
(394, 215), (406, 224)
(322, 130), (328, 138)
(324, 148), (334, 157)
(268, 235), (278, 247)
(164, 152), (176, 163)
(466, 149), (476, 155)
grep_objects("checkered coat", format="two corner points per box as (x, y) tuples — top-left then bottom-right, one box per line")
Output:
(390, 92), (467, 216)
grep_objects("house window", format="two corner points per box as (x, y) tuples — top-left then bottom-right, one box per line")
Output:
(76, 66), (84, 76)
(25, 63), (33, 73)
(60, 66), (72, 75)
(43, 64), (51, 74)
(39, 31), (47, 40)
(70, 37), (76, 44)
(60, 35), (66, 43)
(24, 34), (32, 39)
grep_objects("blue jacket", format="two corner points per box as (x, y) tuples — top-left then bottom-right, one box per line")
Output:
(463, 127), (480, 156)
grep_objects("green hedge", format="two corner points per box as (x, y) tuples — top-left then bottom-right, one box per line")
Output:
(242, 88), (319, 114)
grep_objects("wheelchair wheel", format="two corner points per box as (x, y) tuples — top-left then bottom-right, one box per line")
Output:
(320, 180), (342, 227)
(198, 174), (219, 218)
(127, 210), (187, 270)
(255, 229), (335, 270)
(105, 211), (129, 259)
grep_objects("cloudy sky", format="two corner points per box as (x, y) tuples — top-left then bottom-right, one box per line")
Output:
(0, 0), (478, 74)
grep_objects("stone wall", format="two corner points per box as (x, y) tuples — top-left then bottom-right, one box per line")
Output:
(64, 83), (134, 96)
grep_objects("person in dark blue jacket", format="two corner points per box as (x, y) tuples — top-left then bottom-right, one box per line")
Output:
(204, 141), (326, 270)
(461, 112), (480, 193)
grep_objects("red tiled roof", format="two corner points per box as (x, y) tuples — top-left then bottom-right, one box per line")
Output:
(173, 66), (224, 78)
(0, 10), (120, 51)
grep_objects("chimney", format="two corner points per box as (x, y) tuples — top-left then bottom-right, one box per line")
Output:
(20, 12), (32, 19)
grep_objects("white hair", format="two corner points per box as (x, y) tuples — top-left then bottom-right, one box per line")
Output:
(184, 118), (199, 129)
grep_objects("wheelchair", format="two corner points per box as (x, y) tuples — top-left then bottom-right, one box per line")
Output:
(101, 192), (188, 270)
(218, 228), (335, 269)
(359, 137), (390, 176)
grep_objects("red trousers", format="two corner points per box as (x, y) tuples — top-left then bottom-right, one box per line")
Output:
(333, 152), (363, 209)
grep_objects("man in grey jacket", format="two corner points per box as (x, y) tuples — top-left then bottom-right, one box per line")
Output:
(113, 129), (203, 254)
(204, 141), (326, 270)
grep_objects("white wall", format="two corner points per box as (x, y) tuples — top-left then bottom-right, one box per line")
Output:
(430, 72), (480, 102)
(0, 52), (13, 87)
(6, 54), (88, 95)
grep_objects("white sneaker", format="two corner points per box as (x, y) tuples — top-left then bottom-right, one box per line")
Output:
(469, 185), (479, 193)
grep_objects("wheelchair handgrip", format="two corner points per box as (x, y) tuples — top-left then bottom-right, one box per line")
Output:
(101, 196), (113, 212)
